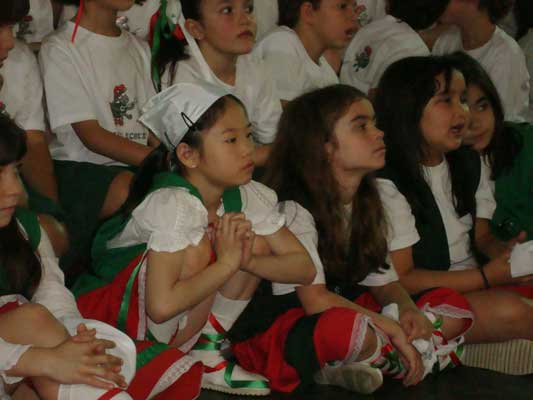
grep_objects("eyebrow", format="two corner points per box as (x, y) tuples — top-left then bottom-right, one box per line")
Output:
(350, 115), (374, 123)
(475, 96), (489, 105)
(221, 123), (253, 134)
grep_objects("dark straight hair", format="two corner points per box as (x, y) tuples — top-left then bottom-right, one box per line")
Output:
(388, 0), (450, 31)
(277, 0), (321, 28)
(0, 116), (42, 298)
(515, 0), (533, 40)
(374, 56), (474, 218)
(0, 0), (30, 26)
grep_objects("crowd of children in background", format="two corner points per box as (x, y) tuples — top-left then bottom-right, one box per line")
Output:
(0, 0), (532, 398)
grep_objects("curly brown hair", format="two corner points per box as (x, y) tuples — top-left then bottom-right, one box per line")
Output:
(263, 85), (388, 284)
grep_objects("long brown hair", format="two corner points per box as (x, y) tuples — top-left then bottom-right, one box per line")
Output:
(0, 116), (42, 298)
(263, 85), (388, 284)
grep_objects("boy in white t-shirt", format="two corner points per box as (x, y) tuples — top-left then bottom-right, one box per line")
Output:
(39, 0), (158, 268)
(341, 0), (450, 97)
(432, 0), (530, 122)
(254, 0), (359, 103)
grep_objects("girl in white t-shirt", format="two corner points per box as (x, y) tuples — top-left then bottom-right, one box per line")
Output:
(340, 0), (449, 97)
(74, 82), (315, 396)
(374, 55), (533, 374)
(432, 0), (529, 122)
(253, 0), (359, 103)
(0, 0), (67, 257)
(40, 0), (159, 268)
(151, 0), (282, 167)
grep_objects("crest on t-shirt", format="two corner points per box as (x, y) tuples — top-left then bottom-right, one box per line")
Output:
(110, 84), (136, 126)
(16, 16), (34, 40)
(353, 46), (372, 72)
(0, 102), (10, 119)
(358, 10), (371, 27)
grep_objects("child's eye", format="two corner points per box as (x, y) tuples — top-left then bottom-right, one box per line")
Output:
(225, 137), (237, 143)
(337, 2), (348, 10)
(245, 2), (254, 13)
(221, 6), (233, 14)
(247, 132), (254, 140)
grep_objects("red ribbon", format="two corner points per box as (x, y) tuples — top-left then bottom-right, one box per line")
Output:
(70, 0), (84, 43)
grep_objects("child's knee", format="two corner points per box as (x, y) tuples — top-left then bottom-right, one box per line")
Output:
(100, 171), (134, 219)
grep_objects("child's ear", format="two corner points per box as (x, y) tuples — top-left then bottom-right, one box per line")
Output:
(176, 143), (200, 169)
(184, 18), (205, 41)
(300, 2), (317, 25)
(324, 141), (334, 161)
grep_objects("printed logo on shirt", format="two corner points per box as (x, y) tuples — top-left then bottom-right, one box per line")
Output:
(353, 46), (372, 72)
(16, 16), (35, 40)
(0, 102), (11, 119)
(110, 84), (136, 127)
(358, 10), (371, 27)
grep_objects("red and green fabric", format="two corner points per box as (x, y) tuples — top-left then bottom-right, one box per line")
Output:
(74, 172), (242, 339)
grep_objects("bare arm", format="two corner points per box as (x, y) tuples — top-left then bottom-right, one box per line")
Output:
(243, 226), (316, 285)
(369, 282), (417, 313)
(71, 121), (154, 166)
(20, 131), (58, 202)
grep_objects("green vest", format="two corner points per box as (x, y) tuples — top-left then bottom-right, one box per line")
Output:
(491, 123), (533, 241)
(73, 172), (242, 296)
(379, 147), (481, 271)
(0, 208), (41, 296)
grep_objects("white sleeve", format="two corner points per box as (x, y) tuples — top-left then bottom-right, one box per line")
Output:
(0, 338), (31, 385)
(238, 181), (285, 236)
(486, 52), (530, 122)
(132, 188), (207, 253)
(31, 227), (82, 321)
(254, 35), (308, 101)
(377, 178), (420, 251)
(475, 157), (497, 220)
(272, 201), (326, 295)
(250, 63), (282, 144)
(39, 39), (96, 130)
(359, 255), (399, 287)
(18, 42), (46, 131)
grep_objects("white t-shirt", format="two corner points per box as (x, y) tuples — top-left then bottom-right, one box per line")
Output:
(163, 53), (282, 145)
(253, 26), (339, 101)
(108, 179), (285, 343)
(0, 40), (45, 131)
(519, 29), (533, 122)
(275, 200), (398, 296)
(356, 0), (387, 27)
(117, 0), (160, 40)
(433, 26), (530, 122)
(40, 22), (155, 165)
(340, 15), (429, 94)
(254, 0), (279, 41)
(377, 157), (496, 270)
(13, 0), (54, 44)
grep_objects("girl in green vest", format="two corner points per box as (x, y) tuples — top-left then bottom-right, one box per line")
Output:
(74, 81), (316, 396)
(0, 115), (133, 399)
(374, 55), (533, 375)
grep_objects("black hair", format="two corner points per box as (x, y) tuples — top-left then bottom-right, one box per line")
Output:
(153, 0), (202, 88)
(277, 0), (321, 28)
(0, 116), (42, 298)
(478, 0), (513, 23)
(388, 0), (450, 31)
(374, 56), (474, 219)
(515, 0), (533, 39)
(0, 0), (29, 26)
(449, 51), (523, 179)
(122, 95), (243, 214)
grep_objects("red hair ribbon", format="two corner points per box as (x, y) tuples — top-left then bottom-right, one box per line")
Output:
(70, 0), (84, 43)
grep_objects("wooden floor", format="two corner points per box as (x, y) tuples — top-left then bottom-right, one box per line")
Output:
(199, 367), (533, 400)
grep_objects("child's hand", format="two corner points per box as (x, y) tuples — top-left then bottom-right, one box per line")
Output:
(507, 231), (527, 250)
(43, 336), (127, 390)
(215, 213), (252, 271)
(71, 323), (97, 343)
(239, 227), (255, 270)
(484, 249), (512, 285)
(399, 308), (434, 342)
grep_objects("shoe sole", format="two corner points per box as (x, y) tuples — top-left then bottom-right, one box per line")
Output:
(316, 364), (383, 394)
(201, 383), (271, 396)
(463, 339), (533, 375)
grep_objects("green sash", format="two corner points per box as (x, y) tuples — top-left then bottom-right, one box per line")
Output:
(73, 173), (242, 296)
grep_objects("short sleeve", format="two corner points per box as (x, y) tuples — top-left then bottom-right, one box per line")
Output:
(359, 256), (399, 287)
(236, 181), (285, 236)
(17, 42), (46, 131)
(272, 201), (326, 295)
(377, 178), (420, 251)
(254, 32), (307, 101)
(39, 38), (96, 130)
(132, 188), (208, 253)
(31, 227), (82, 321)
(248, 61), (282, 144)
(476, 158), (497, 220)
